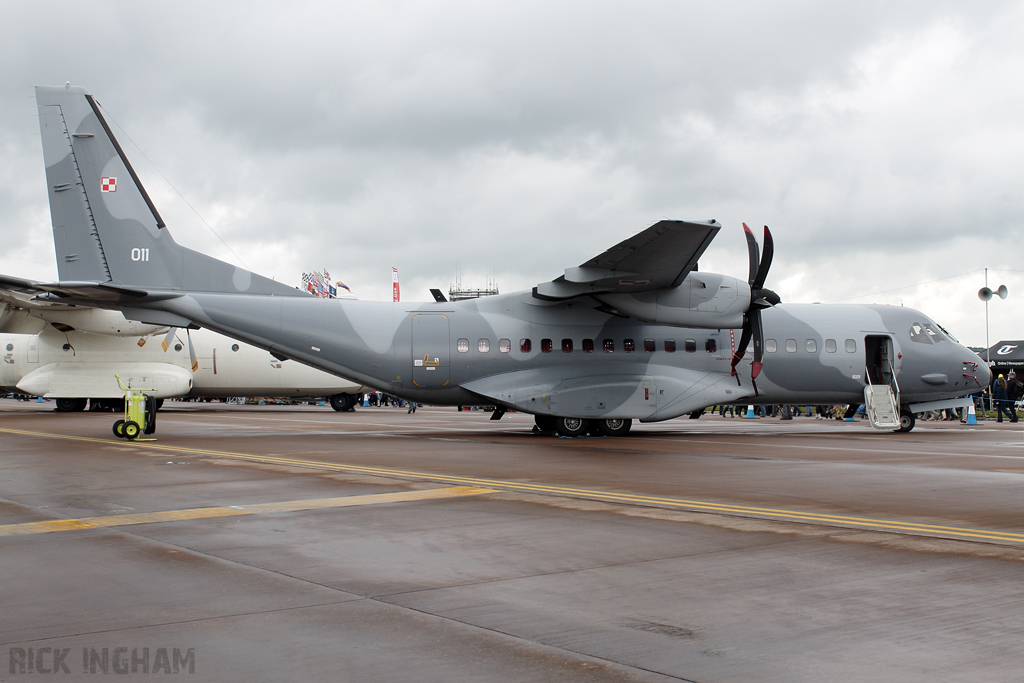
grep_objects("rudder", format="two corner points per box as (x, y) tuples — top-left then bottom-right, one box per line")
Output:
(35, 84), (300, 298)
(36, 84), (182, 287)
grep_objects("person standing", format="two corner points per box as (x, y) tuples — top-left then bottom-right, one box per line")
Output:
(1007, 372), (1022, 422)
(993, 375), (1015, 423)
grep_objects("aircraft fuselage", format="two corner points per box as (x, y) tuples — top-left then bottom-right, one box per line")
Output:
(154, 291), (987, 422)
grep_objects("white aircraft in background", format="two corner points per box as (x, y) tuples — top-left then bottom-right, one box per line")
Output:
(1, 295), (365, 412)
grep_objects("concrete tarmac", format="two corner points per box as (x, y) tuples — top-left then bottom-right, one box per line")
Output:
(1, 399), (1022, 682)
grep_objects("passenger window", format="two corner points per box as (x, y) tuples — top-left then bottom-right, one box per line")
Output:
(582, 339), (594, 353)
(5, 343), (12, 352)
(766, 339), (777, 353)
(664, 339), (676, 353)
(231, 344), (240, 352)
(603, 339), (614, 353)
(562, 339), (573, 353)
(499, 338), (511, 353)
(845, 339), (857, 353)
(478, 339), (490, 353)
(541, 339), (552, 353)
(806, 339), (817, 353)
(520, 338), (532, 353)
(785, 339), (797, 353)
(705, 338), (717, 353)
(457, 338), (469, 353)
(824, 339), (837, 353)
(644, 339), (655, 353)
(624, 339), (635, 353)
(685, 339), (697, 353)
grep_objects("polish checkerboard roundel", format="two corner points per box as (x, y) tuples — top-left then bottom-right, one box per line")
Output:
(101, 177), (117, 192)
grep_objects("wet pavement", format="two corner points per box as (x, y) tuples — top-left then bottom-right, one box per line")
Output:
(1, 399), (1022, 681)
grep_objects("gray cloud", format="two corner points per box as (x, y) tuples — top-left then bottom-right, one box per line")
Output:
(1, 0), (1021, 345)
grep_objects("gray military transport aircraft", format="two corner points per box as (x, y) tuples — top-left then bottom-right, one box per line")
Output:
(0, 84), (990, 435)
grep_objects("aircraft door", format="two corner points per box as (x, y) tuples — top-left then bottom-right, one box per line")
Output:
(865, 335), (894, 386)
(412, 314), (450, 389)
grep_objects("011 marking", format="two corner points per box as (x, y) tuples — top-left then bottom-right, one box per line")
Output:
(131, 248), (150, 262)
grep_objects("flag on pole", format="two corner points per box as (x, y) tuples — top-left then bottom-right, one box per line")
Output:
(392, 267), (400, 302)
(336, 281), (351, 293)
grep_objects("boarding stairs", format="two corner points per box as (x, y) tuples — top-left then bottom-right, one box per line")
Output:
(864, 361), (900, 430)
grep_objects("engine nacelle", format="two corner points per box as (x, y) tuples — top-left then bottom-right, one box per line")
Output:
(595, 273), (749, 329)
(16, 361), (193, 398)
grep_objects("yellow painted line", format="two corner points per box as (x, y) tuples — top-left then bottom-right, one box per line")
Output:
(0, 487), (494, 537)
(1, 427), (1022, 545)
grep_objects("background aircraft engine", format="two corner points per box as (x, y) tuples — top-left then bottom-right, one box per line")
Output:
(594, 273), (749, 329)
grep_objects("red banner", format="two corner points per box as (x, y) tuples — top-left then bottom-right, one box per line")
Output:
(392, 267), (400, 302)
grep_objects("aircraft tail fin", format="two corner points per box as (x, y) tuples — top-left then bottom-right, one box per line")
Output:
(34, 84), (300, 297)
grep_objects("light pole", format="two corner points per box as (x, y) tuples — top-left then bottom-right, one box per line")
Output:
(978, 267), (1008, 367)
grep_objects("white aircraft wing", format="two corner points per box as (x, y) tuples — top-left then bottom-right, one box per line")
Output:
(533, 219), (720, 300)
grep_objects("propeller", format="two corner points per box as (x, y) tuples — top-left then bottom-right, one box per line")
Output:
(730, 224), (781, 393)
(161, 327), (198, 372)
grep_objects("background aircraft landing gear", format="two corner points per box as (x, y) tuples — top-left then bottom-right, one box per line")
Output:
(597, 418), (632, 437)
(55, 398), (87, 412)
(329, 393), (358, 412)
(895, 409), (916, 433)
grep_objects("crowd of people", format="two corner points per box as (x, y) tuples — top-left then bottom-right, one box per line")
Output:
(981, 370), (1021, 423)
(702, 404), (863, 420)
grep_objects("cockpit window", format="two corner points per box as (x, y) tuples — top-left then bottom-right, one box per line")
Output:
(909, 323), (933, 344)
(923, 323), (946, 343)
(936, 323), (959, 343)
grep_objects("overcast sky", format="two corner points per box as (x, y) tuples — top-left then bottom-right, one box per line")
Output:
(1, 1), (1022, 347)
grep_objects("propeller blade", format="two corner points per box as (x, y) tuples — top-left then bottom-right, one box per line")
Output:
(752, 225), (774, 290)
(731, 314), (753, 378)
(160, 327), (177, 352)
(750, 310), (764, 380)
(742, 223), (759, 285)
(187, 330), (198, 372)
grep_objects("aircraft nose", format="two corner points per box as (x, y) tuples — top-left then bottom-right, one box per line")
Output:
(978, 360), (993, 388)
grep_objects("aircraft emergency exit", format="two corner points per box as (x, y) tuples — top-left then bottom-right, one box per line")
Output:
(3, 84), (990, 435)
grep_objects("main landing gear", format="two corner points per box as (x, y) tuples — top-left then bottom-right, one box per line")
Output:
(534, 415), (633, 437)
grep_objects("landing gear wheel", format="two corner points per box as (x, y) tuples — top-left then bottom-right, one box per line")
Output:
(330, 393), (355, 412)
(112, 419), (126, 438)
(597, 418), (632, 437)
(123, 421), (141, 440)
(56, 398), (87, 412)
(533, 415), (556, 433)
(895, 409), (916, 433)
(554, 416), (591, 437)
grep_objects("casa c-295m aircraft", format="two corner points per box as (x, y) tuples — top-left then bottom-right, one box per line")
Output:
(3, 84), (990, 435)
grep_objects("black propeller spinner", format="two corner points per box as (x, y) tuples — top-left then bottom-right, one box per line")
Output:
(730, 224), (781, 393)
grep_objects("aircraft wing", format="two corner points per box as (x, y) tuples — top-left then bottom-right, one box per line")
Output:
(533, 219), (720, 300)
